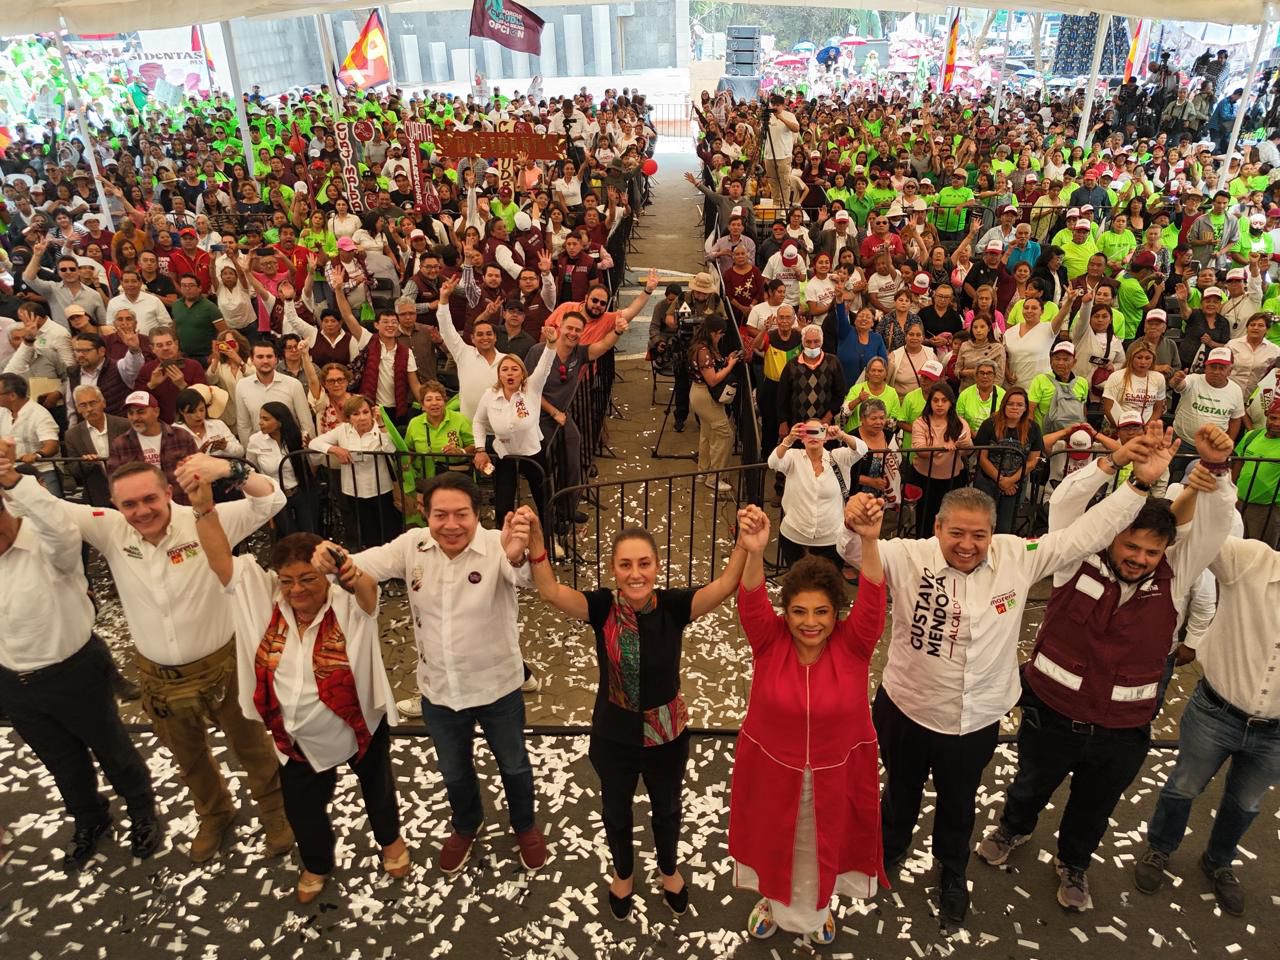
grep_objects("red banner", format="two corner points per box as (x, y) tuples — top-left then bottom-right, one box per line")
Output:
(469, 0), (545, 56)
(941, 11), (960, 93)
(339, 11), (391, 90)
(334, 122), (365, 212)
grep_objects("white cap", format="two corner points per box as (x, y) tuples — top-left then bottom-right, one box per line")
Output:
(1206, 346), (1234, 365)
(1226, 268), (1246, 281)
(1067, 429), (1094, 456)
(1250, 213), (1267, 228)
(919, 359), (945, 380)
(1051, 340), (1076, 356)
(293, 181), (309, 194)
(1145, 308), (1168, 323)
(409, 229), (426, 240)
(834, 209), (851, 222)
(911, 272), (931, 293)
(514, 211), (532, 232)
(984, 240), (1004, 253)
(1201, 286), (1226, 299)
(1073, 218), (1091, 230)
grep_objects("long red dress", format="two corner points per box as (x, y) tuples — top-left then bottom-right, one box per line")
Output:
(729, 577), (888, 908)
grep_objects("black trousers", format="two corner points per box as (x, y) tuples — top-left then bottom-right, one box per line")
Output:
(0, 637), (154, 829)
(346, 492), (401, 551)
(1001, 684), (1151, 871)
(673, 360), (692, 425)
(915, 473), (967, 539)
(588, 730), (690, 880)
(873, 685), (999, 879)
(777, 534), (842, 571)
(278, 719), (400, 875)
(489, 447), (547, 532)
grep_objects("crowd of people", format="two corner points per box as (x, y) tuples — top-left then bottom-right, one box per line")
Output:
(0, 61), (1278, 949)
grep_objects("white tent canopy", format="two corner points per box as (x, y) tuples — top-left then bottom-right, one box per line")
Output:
(1, 1), (1276, 37)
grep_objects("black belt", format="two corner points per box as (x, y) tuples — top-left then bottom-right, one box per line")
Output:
(1201, 680), (1279, 729)
(0, 636), (95, 686)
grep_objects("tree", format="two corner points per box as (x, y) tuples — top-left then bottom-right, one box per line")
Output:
(690, 3), (901, 52)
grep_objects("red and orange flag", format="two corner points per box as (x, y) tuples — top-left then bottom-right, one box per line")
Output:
(338, 11), (391, 90)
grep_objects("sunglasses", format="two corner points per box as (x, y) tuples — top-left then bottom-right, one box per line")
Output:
(558, 362), (569, 383)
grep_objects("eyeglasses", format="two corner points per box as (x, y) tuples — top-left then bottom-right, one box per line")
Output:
(586, 298), (608, 306)
(58, 267), (79, 274)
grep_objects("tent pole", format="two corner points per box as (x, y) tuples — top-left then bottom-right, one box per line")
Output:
(54, 24), (115, 231)
(217, 21), (259, 180)
(379, 6), (398, 90)
(1077, 13), (1112, 147)
(993, 9), (1012, 120)
(315, 14), (344, 126)
(1218, 22), (1270, 182)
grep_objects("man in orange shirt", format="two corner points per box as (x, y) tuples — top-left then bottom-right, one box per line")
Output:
(542, 270), (660, 344)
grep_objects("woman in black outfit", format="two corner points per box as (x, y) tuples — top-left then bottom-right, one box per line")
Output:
(522, 507), (753, 921)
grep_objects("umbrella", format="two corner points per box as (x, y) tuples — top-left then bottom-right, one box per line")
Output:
(1047, 77), (1076, 88)
(841, 35), (867, 47)
(898, 49), (923, 59)
(1005, 59), (1028, 69)
(774, 55), (808, 67)
(816, 46), (841, 66)
(793, 41), (816, 53)
(1015, 68), (1039, 79)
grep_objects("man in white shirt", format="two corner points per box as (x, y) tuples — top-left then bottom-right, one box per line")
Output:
(436, 276), (502, 420)
(1169, 348), (1246, 444)
(838, 423), (1180, 926)
(313, 472), (547, 876)
(47, 452), (294, 864)
(234, 341), (316, 445)
(0, 371), (62, 496)
(761, 94), (800, 208)
(1134, 532), (1280, 917)
(0, 442), (159, 870)
(106, 269), (171, 335)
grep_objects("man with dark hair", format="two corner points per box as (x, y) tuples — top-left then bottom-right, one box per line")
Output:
(108, 390), (199, 504)
(0, 439), (159, 869)
(311, 471), (549, 876)
(837, 422), (1182, 926)
(21, 240), (107, 328)
(66, 329), (144, 419)
(977, 426), (1237, 912)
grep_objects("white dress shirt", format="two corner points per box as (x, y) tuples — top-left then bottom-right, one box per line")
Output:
(352, 526), (531, 711)
(768, 442), (868, 546)
(309, 423), (396, 497)
(0, 476), (95, 671)
(839, 460), (1147, 734)
(234, 372), (316, 445)
(437, 303), (503, 421)
(471, 347), (556, 458)
(246, 433), (299, 491)
(0, 402), (60, 476)
(226, 555), (397, 770)
(4, 318), (74, 375)
(174, 417), (244, 458)
(1203, 537), (1280, 718)
(62, 480), (286, 664)
(106, 290), (171, 334)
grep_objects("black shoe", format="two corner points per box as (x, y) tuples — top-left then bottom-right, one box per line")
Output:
(673, 420), (686, 433)
(63, 817), (112, 871)
(938, 870), (969, 926)
(113, 676), (142, 702)
(608, 890), (634, 920)
(1200, 852), (1245, 916)
(129, 816), (162, 860)
(663, 882), (689, 916)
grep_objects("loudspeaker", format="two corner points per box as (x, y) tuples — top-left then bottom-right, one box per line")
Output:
(725, 24), (761, 40)
(724, 23), (761, 77)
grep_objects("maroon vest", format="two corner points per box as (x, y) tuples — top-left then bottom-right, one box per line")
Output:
(70, 360), (130, 416)
(311, 329), (355, 369)
(557, 251), (597, 302)
(520, 290), (552, 338)
(1024, 554), (1177, 729)
(359, 337), (410, 417)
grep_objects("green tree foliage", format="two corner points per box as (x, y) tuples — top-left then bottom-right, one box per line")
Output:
(691, 3), (901, 51)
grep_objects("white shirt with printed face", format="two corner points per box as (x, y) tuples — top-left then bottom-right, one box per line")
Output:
(839, 461), (1146, 734)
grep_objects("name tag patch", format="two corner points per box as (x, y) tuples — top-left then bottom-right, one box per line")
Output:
(1074, 574), (1105, 600)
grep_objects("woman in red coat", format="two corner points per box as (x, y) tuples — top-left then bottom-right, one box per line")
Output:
(731, 499), (888, 945)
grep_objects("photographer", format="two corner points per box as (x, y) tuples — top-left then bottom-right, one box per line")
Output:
(688, 316), (740, 491)
(672, 273), (728, 432)
(761, 95), (801, 210)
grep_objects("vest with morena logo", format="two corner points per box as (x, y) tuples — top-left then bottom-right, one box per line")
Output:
(1024, 552), (1177, 729)
(69, 359), (130, 415)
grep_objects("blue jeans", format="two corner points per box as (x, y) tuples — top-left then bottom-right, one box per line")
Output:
(421, 687), (535, 835)
(1146, 680), (1280, 867)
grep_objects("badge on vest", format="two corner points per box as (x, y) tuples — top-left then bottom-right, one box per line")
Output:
(468, 571), (482, 584)
(1074, 574), (1105, 600)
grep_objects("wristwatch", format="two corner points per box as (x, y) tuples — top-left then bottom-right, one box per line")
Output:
(1127, 475), (1154, 492)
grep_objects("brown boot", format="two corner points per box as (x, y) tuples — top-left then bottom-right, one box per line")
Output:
(263, 814), (295, 857)
(189, 810), (237, 864)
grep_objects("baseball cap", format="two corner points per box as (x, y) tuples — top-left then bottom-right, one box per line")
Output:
(984, 240), (1004, 253)
(1050, 340), (1076, 356)
(485, 166), (501, 176)
(514, 211), (532, 232)
(1080, 204), (1095, 213)
(1145, 309), (1168, 324)
(1066, 207), (1080, 218)
(1115, 412), (1144, 429)
(781, 247), (799, 266)
(1206, 346), (1234, 365)
(1000, 204), (1017, 215)
(293, 181), (309, 194)
(498, 185), (513, 200)
(64, 304), (88, 319)
(1067, 429), (1094, 459)
(1268, 207), (1280, 219)
(919, 359), (944, 381)
(1073, 218), (1091, 230)
(1201, 286), (1225, 299)
(409, 229), (426, 240)
(178, 227), (197, 238)
(124, 390), (159, 409)
(833, 210), (851, 223)
(910, 273), (930, 294)
(1131, 250), (1157, 269)
(336, 236), (357, 251)
(1226, 268), (1246, 281)
(1250, 213), (1267, 228)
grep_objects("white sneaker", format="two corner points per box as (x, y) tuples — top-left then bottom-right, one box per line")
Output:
(704, 477), (732, 493)
(396, 697), (423, 718)
(521, 675), (542, 694)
